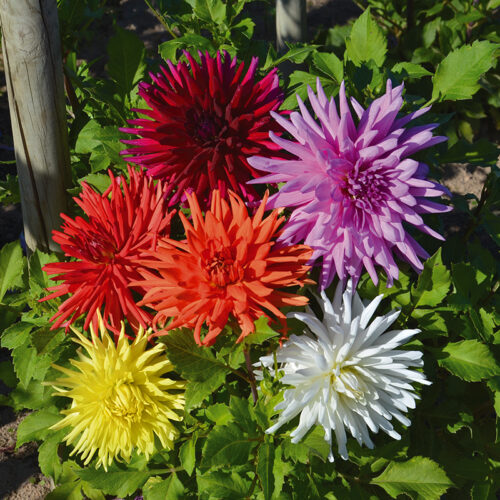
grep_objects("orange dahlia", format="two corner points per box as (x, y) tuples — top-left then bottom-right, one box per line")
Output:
(41, 166), (173, 335)
(135, 190), (313, 345)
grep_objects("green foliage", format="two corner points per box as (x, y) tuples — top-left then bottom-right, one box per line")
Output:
(371, 456), (453, 499)
(431, 41), (499, 102)
(345, 8), (387, 67)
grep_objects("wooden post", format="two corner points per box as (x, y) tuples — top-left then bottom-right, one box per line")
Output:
(0, 0), (70, 253)
(276, 0), (307, 53)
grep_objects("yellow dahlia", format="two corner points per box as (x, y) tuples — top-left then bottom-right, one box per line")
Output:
(50, 317), (185, 470)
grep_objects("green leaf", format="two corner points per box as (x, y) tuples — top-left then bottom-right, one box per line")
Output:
(437, 340), (500, 381)
(158, 35), (213, 62)
(179, 436), (197, 476)
(431, 41), (499, 102)
(143, 474), (184, 500)
(0, 241), (24, 302)
(184, 375), (226, 410)
(282, 426), (330, 463)
(162, 328), (231, 381)
(107, 26), (146, 95)
(371, 456), (453, 500)
(257, 441), (275, 500)
(439, 139), (500, 166)
(241, 316), (280, 347)
(197, 471), (251, 498)
(345, 8), (387, 67)
(194, 0), (226, 24)
(38, 429), (66, 480)
(17, 410), (62, 447)
(12, 343), (39, 388)
(206, 403), (234, 425)
(230, 397), (258, 435)
(0, 360), (17, 388)
(201, 423), (257, 469)
(263, 44), (317, 70)
(312, 52), (344, 83)
(76, 467), (151, 498)
(1, 321), (34, 349)
(391, 62), (432, 79)
(411, 248), (450, 309)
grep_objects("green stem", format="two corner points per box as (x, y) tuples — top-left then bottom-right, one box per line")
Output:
(143, 0), (178, 39)
(244, 348), (259, 404)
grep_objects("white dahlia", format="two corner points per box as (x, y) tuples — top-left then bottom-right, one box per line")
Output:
(258, 280), (430, 461)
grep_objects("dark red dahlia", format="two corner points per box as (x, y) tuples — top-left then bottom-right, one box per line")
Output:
(120, 51), (285, 207)
(41, 166), (173, 335)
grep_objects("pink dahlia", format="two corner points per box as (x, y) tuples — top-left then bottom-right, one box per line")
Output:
(121, 51), (284, 207)
(41, 167), (173, 335)
(249, 79), (451, 289)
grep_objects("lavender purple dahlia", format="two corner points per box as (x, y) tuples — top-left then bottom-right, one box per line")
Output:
(248, 79), (451, 290)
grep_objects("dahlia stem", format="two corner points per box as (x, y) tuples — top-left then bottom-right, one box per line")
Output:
(143, 0), (178, 39)
(244, 348), (259, 404)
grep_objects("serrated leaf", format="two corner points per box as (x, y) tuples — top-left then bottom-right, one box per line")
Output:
(263, 45), (317, 70)
(0, 241), (24, 302)
(143, 473), (184, 500)
(371, 456), (453, 500)
(12, 343), (38, 388)
(194, 0), (226, 24)
(197, 471), (250, 498)
(257, 442), (275, 500)
(312, 52), (344, 83)
(17, 410), (62, 447)
(230, 397), (258, 434)
(201, 423), (257, 469)
(184, 374), (226, 410)
(1, 321), (34, 349)
(345, 8), (387, 67)
(241, 316), (280, 347)
(38, 429), (66, 480)
(158, 35), (213, 63)
(76, 467), (151, 498)
(206, 403), (233, 425)
(411, 248), (450, 308)
(162, 328), (231, 381)
(179, 437), (197, 476)
(432, 41), (499, 102)
(438, 340), (500, 381)
(391, 62), (432, 79)
(107, 26), (146, 95)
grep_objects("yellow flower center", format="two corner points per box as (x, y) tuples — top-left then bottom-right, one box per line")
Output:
(330, 364), (366, 403)
(104, 375), (145, 424)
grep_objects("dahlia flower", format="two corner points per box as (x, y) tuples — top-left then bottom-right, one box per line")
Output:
(258, 279), (430, 461)
(50, 316), (185, 470)
(121, 50), (285, 207)
(249, 79), (451, 289)
(134, 190), (312, 346)
(41, 166), (173, 334)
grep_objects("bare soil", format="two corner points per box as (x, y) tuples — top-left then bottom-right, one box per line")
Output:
(0, 1), (495, 499)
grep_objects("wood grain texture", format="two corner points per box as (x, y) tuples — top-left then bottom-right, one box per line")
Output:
(276, 0), (307, 52)
(0, 0), (70, 253)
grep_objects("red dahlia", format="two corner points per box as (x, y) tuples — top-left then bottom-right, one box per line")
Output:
(120, 50), (285, 207)
(133, 190), (313, 346)
(41, 166), (173, 335)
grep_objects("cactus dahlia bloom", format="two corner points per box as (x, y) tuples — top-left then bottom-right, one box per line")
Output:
(134, 190), (313, 346)
(258, 280), (430, 461)
(249, 79), (451, 289)
(41, 166), (173, 335)
(50, 317), (185, 470)
(120, 50), (285, 207)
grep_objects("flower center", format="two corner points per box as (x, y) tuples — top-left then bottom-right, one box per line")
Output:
(330, 365), (366, 403)
(203, 249), (242, 287)
(185, 110), (224, 145)
(340, 167), (389, 206)
(84, 231), (116, 263)
(104, 376), (145, 424)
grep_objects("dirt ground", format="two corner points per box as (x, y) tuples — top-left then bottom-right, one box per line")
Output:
(0, 0), (495, 499)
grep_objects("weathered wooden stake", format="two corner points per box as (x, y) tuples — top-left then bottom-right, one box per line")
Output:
(0, 0), (70, 253)
(276, 0), (307, 52)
